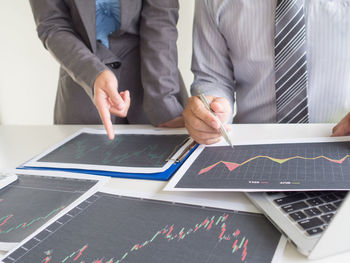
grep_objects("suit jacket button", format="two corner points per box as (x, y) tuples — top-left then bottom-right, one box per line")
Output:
(110, 62), (121, 69)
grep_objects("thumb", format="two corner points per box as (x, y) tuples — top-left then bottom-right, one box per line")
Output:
(332, 115), (350, 136)
(210, 97), (232, 123)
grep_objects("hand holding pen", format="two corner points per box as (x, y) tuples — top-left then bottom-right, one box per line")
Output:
(198, 93), (234, 148)
(183, 92), (233, 146)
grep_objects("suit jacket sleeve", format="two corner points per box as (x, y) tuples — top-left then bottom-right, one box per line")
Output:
(140, 0), (184, 125)
(29, 0), (108, 101)
(191, 0), (235, 122)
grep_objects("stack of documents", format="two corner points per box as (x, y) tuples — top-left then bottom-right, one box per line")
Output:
(19, 128), (197, 181)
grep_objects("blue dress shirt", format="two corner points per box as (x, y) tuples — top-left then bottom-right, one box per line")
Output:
(96, 0), (121, 48)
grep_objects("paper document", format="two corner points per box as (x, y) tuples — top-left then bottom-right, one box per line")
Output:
(165, 136), (350, 192)
(1, 188), (286, 263)
(0, 169), (107, 251)
(23, 128), (192, 174)
(0, 172), (17, 190)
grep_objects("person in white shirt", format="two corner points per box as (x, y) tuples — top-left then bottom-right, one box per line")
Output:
(183, 0), (350, 144)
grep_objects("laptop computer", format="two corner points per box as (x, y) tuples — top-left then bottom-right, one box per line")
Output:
(246, 191), (350, 259)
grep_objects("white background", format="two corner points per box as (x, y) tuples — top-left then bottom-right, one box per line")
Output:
(0, 0), (194, 125)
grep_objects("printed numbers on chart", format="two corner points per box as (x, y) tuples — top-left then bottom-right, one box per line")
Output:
(279, 181), (291, 185)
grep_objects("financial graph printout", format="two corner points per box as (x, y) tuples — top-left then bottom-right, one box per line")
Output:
(174, 141), (350, 190)
(37, 133), (189, 168)
(2, 192), (281, 263)
(0, 174), (97, 244)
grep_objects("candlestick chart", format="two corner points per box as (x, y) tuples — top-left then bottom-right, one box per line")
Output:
(0, 206), (65, 236)
(3, 193), (281, 263)
(0, 174), (97, 244)
(174, 141), (350, 190)
(41, 215), (248, 263)
(38, 133), (189, 167)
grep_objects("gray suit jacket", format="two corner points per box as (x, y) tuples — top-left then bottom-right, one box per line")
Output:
(29, 0), (187, 125)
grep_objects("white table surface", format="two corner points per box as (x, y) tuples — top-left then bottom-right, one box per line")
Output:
(0, 124), (349, 262)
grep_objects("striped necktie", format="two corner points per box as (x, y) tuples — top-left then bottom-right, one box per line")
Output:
(275, 0), (309, 123)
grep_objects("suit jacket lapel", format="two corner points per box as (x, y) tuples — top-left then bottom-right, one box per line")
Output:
(74, 0), (96, 52)
(118, 0), (142, 34)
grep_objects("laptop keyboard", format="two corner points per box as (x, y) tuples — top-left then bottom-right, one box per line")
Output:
(268, 191), (347, 236)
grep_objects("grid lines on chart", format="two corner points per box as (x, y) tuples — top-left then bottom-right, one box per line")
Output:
(175, 141), (350, 190)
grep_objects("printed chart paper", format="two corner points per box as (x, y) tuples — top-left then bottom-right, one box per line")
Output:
(165, 137), (350, 191)
(0, 173), (17, 190)
(0, 170), (106, 250)
(24, 128), (191, 174)
(1, 189), (285, 263)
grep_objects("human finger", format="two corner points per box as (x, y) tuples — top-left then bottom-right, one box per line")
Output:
(191, 129), (222, 141)
(120, 90), (131, 113)
(106, 85), (125, 111)
(332, 113), (350, 136)
(183, 106), (221, 134)
(190, 132), (221, 145)
(189, 96), (220, 130)
(184, 117), (221, 144)
(95, 94), (115, 140)
(109, 91), (130, 118)
(210, 97), (232, 123)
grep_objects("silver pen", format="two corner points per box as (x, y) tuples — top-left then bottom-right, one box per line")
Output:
(198, 92), (234, 148)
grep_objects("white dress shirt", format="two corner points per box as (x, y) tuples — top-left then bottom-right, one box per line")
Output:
(191, 0), (350, 123)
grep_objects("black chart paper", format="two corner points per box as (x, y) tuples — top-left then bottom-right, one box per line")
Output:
(3, 192), (281, 263)
(0, 174), (97, 243)
(175, 142), (350, 190)
(38, 133), (189, 168)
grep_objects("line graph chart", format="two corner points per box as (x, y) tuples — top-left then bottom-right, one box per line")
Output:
(0, 174), (97, 244)
(37, 133), (189, 167)
(0, 206), (65, 236)
(174, 141), (350, 190)
(3, 192), (281, 263)
(199, 154), (350, 175)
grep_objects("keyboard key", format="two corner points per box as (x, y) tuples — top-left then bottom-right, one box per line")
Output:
(334, 191), (347, 199)
(321, 213), (334, 223)
(304, 208), (322, 217)
(320, 194), (338, 203)
(319, 204), (337, 213)
(333, 200), (343, 208)
(298, 218), (324, 230)
(282, 202), (308, 213)
(307, 227), (323, 236)
(274, 193), (307, 206)
(283, 192), (296, 196)
(266, 192), (281, 196)
(289, 211), (307, 221)
(306, 192), (323, 198)
(306, 198), (324, 206)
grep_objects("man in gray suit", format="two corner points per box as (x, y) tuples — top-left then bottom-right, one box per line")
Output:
(30, 0), (187, 139)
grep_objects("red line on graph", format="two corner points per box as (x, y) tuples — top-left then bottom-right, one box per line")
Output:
(0, 206), (65, 235)
(0, 215), (13, 228)
(199, 154), (350, 175)
(74, 244), (88, 261)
